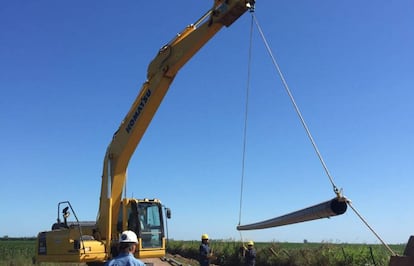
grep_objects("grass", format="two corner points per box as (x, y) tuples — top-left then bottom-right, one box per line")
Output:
(166, 240), (406, 266)
(0, 238), (406, 266)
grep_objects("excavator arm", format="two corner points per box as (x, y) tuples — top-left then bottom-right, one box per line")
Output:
(97, 0), (255, 240)
(34, 1), (255, 264)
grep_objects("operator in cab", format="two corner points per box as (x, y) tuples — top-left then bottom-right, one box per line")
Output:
(105, 230), (145, 266)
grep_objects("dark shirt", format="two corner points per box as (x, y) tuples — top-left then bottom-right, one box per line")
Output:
(245, 248), (256, 266)
(199, 243), (211, 266)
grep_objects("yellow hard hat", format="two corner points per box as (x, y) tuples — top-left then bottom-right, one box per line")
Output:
(247, 240), (254, 246)
(201, 234), (209, 240)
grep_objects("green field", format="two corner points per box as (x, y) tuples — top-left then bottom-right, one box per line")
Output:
(0, 238), (405, 266)
(167, 240), (405, 266)
(0, 239), (35, 266)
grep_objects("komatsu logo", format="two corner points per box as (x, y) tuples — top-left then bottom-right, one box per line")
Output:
(126, 89), (152, 134)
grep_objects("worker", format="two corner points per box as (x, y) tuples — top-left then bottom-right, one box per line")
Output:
(199, 233), (213, 266)
(104, 230), (145, 266)
(243, 240), (256, 266)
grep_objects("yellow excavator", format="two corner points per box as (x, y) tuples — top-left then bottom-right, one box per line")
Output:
(34, 0), (255, 265)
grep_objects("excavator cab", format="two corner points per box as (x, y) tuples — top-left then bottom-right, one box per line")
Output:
(117, 198), (170, 258)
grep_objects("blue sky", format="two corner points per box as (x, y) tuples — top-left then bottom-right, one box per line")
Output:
(1, 1), (413, 246)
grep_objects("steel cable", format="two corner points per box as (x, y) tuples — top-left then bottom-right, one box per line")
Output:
(249, 13), (397, 256)
(238, 11), (254, 228)
(252, 13), (339, 194)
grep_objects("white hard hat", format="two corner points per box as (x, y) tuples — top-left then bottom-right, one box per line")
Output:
(119, 230), (138, 243)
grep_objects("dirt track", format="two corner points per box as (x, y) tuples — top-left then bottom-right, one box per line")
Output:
(141, 258), (171, 266)
(142, 255), (199, 266)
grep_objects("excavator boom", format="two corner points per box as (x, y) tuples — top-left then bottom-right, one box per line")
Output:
(35, 1), (255, 264)
(97, 0), (255, 240)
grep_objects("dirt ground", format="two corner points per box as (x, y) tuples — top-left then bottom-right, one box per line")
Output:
(141, 254), (199, 266)
(141, 257), (171, 266)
